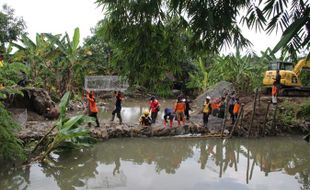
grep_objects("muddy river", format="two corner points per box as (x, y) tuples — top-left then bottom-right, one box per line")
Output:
(1, 137), (309, 190)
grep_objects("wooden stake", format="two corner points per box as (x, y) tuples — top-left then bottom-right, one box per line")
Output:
(246, 149), (250, 184)
(221, 96), (230, 138)
(262, 101), (271, 136)
(248, 89), (258, 137)
(271, 104), (278, 135)
(31, 123), (57, 154)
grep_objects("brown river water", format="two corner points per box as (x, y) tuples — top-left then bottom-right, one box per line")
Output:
(1, 137), (310, 190)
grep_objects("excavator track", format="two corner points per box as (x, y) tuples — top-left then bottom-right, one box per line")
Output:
(280, 87), (310, 97)
(262, 86), (310, 97)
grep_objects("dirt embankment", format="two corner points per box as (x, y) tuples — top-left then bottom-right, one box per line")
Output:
(11, 83), (310, 141)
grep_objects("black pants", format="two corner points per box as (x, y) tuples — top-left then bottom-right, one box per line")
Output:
(151, 111), (158, 123)
(203, 113), (209, 127)
(232, 113), (238, 124)
(229, 105), (234, 117)
(89, 112), (100, 127)
(185, 109), (190, 120)
(112, 107), (122, 123)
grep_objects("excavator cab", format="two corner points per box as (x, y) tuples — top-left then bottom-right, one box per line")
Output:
(268, 61), (293, 70)
(263, 59), (310, 96)
(263, 61), (300, 87)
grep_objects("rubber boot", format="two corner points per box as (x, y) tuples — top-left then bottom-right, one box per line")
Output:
(119, 115), (122, 124)
(111, 114), (115, 122)
(164, 120), (167, 127)
(169, 120), (173, 128)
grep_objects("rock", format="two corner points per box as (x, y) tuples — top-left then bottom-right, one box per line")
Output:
(194, 81), (235, 107)
(153, 126), (170, 136)
(6, 87), (58, 117)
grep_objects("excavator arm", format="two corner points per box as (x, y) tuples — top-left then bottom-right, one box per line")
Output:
(293, 59), (310, 76)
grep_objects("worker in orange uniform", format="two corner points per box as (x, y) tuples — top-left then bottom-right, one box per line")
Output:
(87, 91), (100, 127)
(271, 81), (278, 105)
(174, 97), (186, 126)
(232, 98), (241, 124)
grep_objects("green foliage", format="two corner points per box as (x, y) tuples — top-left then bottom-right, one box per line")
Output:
(278, 100), (299, 125)
(241, 0), (310, 58)
(0, 104), (26, 161)
(40, 92), (96, 161)
(0, 60), (28, 161)
(207, 54), (267, 93)
(94, 2), (191, 94)
(0, 62), (30, 87)
(170, 0), (252, 53)
(11, 28), (91, 96)
(299, 98), (310, 118)
(186, 57), (208, 91)
(300, 71), (310, 87)
(0, 4), (26, 52)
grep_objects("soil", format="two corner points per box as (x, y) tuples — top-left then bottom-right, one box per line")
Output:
(9, 82), (310, 142)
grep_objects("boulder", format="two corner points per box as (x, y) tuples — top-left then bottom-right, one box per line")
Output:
(194, 81), (235, 107)
(6, 87), (58, 117)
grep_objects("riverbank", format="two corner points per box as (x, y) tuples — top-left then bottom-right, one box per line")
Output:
(17, 95), (309, 142)
(10, 86), (310, 142)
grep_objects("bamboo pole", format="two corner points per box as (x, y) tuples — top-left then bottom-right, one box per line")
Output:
(246, 149), (250, 184)
(229, 105), (244, 138)
(262, 101), (271, 136)
(248, 89), (258, 137)
(31, 123), (57, 154)
(238, 110), (244, 136)
(221, 96), (230, 138)
(271, 104), (278, 135)
(249, 158), (256, 180)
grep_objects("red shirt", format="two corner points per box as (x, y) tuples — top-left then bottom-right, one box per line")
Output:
(149, 99), (159, 112)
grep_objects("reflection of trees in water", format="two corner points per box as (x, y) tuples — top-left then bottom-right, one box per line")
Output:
(96, 138), (195, 174)
(235, 137), (310, 189)
(41, 148), (98, 190)
(0, 161), (30, 190)
(1, 137), (310, 189)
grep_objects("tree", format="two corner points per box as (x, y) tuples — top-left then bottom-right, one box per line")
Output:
(241, 0), (310, 57)
(169, 0), (310, 57)
(95, 1), (198, 95)
(0, 4), (26, 53)
(44, 28), (82, 93)
(169, 0), (253, 53)
(0, 61), (29, 161)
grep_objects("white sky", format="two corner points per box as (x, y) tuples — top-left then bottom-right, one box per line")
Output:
(2, 0), (281, 55)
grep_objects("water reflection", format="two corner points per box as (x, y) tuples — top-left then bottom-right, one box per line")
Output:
(98, 99), (175, 124)
(1, 137), (310, 190)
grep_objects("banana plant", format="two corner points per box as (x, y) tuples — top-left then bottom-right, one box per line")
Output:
(43, 28), (81, 93)
(186, 57), (208, 91)
(39, 92), (96, 162)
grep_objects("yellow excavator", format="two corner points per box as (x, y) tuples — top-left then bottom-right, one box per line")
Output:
(263, 59), (310, 96)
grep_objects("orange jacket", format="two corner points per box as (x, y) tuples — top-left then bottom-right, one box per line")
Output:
(272, 85), (277, 96)
(233, 103), (241, 114)
(175, 102), (185, 112)
(87, 94), (98, 113)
